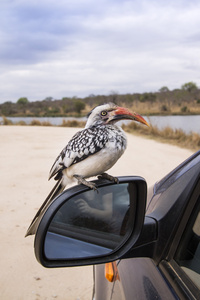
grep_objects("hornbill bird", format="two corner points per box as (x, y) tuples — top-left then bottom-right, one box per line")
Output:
(25, 102), (149, 236)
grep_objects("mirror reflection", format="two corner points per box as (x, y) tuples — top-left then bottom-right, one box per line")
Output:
(44, 183), (137, 260)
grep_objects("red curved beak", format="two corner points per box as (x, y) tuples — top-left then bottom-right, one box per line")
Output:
(113, 107), (150, 127)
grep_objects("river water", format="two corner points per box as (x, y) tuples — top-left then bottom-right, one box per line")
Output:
(1, 115), (200, 135)
(147, 115), (200, 134)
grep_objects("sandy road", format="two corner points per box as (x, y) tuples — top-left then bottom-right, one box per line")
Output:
(0, 126), (194, 299)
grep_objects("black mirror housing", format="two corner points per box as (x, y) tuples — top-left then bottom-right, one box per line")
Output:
(34, 176), (147, 268)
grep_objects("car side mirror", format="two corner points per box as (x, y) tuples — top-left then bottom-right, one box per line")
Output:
(34, 176), (147, 267)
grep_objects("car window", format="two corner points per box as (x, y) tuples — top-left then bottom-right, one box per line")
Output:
(175, 196), (200, 289)
(154, 153), (200, 195)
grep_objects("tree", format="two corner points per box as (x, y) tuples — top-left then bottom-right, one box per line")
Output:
(181, 82), (198, 92)
(17, 97), (29, 113)
(159, 86), (169, 93)
(44, 97), (53, 101)
(74, 100), (85, 114)
(0, 101), (16, 115)
(17, 97), (29, 105)
(109, 91), (119, 104)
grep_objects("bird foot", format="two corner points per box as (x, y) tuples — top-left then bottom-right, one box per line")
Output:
(98, 173), (119, 184)
(73, 175), (98, 192)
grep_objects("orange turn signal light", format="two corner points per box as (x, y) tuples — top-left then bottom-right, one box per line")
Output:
(105, 261), (120, 282)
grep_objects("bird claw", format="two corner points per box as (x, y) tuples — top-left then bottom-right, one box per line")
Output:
(73, 175), (98, 192)
(98, 173), (119, 184)
(86, 181), (98, 192)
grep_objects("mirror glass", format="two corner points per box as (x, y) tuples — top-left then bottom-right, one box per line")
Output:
(44, 183), (137, 260)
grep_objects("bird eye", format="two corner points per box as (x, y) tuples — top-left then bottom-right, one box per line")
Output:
(101, 111), (107, 116)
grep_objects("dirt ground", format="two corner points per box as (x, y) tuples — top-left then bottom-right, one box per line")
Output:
(0, 126), (194, 300)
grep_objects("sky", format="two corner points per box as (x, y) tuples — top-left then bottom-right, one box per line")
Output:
(0, 0), (200, 103)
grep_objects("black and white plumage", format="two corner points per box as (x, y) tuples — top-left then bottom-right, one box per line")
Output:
(50, 124), (127, 186)
(26, 102), (149, 236)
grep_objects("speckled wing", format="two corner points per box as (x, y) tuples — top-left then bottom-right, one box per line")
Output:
(49, 126), (108, 180)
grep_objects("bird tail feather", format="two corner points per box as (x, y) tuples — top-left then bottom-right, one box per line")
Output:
(25, 178), (65, 237)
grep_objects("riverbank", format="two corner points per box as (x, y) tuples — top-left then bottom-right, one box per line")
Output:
(0, 126), (194, 300)
(122, 121), (200, 151)
(1, 115), (200, 151)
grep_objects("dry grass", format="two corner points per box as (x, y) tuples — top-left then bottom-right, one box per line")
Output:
(29, 119), (42, 126)
(1, 116), (13, 125)
(122, 123), (200, 151)
(1, 116), (85, 128)
(30, 119), (53, 126)
(16, 120), (26, 126)
(60, 119), (85, 127)
(40, 121), (52, 126)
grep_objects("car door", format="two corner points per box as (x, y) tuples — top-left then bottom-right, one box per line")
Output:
(94, 258), (177, 300)
(159, 194), (200, 299)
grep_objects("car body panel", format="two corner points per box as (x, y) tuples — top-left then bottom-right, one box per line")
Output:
(95, 258), (177, 300)
(94, 151), (200, 300)
(118, 258), (176, 300)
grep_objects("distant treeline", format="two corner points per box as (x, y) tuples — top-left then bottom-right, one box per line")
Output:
(1, 82), (200, 117)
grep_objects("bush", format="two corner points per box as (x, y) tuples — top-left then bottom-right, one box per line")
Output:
(139, 93), (156, 103)
(16, 121), (26, 126)
(41, 121), (52, 126)
(181, 106), (188, 113)
(161, 105), (168, 112)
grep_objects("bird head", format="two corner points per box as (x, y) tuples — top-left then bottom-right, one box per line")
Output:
(85, 102), (149, 128)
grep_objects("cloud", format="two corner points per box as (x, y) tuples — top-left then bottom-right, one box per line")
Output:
(0, 0), (200, 102)
(0, 1), (82, 64)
